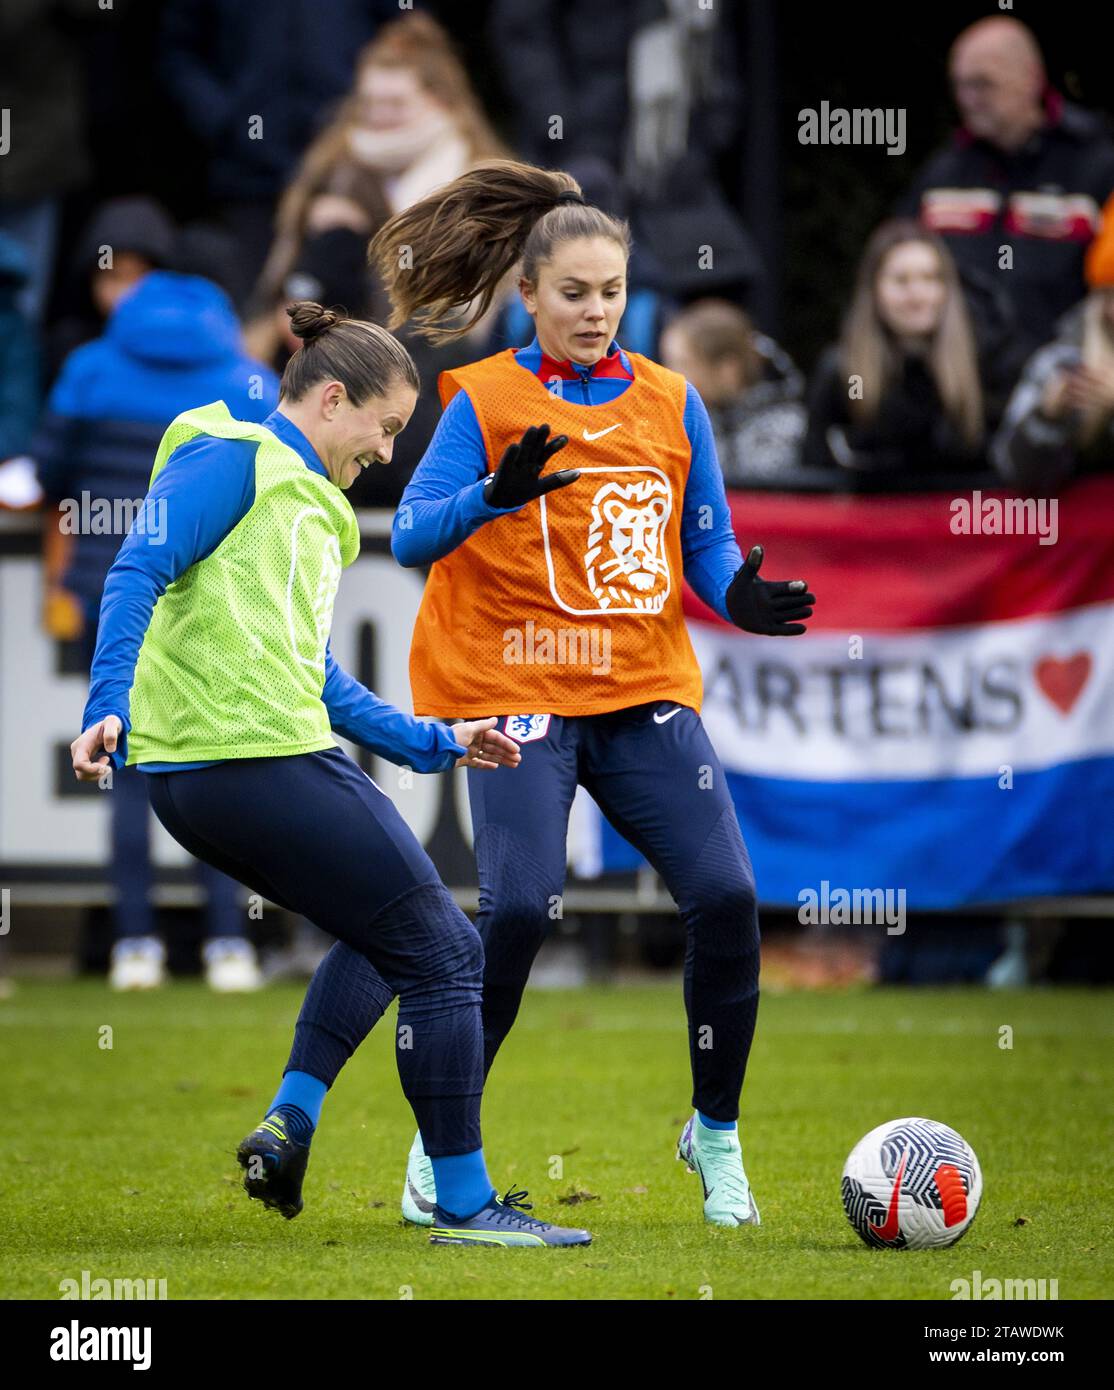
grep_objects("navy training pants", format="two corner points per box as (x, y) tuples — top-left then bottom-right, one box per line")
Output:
(146, 747), (484, 1155)
(289, 704), (761, 1122)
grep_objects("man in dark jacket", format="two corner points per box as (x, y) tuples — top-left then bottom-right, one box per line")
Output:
(897, 17), (1114, 374)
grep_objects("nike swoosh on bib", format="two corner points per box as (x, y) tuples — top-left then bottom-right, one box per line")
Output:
(582, 424), (622, 441)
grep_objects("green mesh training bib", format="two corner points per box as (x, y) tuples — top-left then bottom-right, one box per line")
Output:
(127, 402), (360, 764)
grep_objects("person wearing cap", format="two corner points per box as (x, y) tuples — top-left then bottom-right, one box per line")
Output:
(45, 198), (178, 383)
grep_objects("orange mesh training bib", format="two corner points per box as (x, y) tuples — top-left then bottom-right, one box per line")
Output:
(409, 349), (704, 718)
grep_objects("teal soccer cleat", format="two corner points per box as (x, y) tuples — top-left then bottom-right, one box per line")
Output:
(400, 1130), (437, 1227)
(677, 1113), (761, 1227)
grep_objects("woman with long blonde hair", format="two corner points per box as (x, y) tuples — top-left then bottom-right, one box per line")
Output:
(804, 220), (986, 481)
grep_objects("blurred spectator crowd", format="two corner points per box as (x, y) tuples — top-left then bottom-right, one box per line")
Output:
(2, 3), (1113, 985)
(4, 6), (1114, 520)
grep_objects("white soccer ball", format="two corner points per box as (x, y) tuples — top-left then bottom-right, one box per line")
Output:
(841, 1117), (982, 1250)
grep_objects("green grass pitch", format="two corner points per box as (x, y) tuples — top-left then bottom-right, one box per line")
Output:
(3, 980), (1111, 1300)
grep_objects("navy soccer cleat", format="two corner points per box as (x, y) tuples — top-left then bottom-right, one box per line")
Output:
(236, 1114), (310, 1220)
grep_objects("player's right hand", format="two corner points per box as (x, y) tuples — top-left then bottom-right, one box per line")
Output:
(451, 717), (522, 771)
(484, 424), (578, 509)
(71, 715), (122, 781)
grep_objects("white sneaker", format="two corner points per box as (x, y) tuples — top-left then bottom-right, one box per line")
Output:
(400, 1130), (437, 1227)
(109, 937), (166, 991)
(204, 938), (263, 993)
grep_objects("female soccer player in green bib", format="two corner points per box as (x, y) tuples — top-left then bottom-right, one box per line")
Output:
(70, 302), (592, 1248)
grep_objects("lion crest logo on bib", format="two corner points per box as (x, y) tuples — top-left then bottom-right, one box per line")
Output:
(540, 467), (674, 615)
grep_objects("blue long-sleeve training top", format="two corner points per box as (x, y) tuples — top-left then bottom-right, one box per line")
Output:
(391, 336), (744, 619)
(82, 408), (467, 774)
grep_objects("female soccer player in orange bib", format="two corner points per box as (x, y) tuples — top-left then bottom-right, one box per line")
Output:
(260, 162), (815, 1230)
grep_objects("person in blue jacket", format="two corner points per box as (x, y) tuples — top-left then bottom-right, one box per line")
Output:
(36, 268), (281, 992)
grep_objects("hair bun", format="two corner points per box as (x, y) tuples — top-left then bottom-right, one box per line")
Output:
(287, 301), (344, 343)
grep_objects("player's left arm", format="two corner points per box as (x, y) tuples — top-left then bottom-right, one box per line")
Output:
(320, 645), (521, 771)
(679, 382), (745, 620)
(679, 383), (816, 635)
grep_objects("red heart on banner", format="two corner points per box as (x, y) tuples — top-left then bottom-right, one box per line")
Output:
(1034, 653), (1091, 714)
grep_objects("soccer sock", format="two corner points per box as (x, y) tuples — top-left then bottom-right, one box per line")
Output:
(698, 1111), (738, 1134)
(429, 1149), (495, 1219)
(266, 1071), (327, 1143)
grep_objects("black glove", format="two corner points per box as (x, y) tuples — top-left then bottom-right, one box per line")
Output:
(725, 545), (815, 635)
(484, 424), (578, 509)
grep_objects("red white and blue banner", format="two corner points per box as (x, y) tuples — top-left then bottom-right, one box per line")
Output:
(597, 477), (1114, 907)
